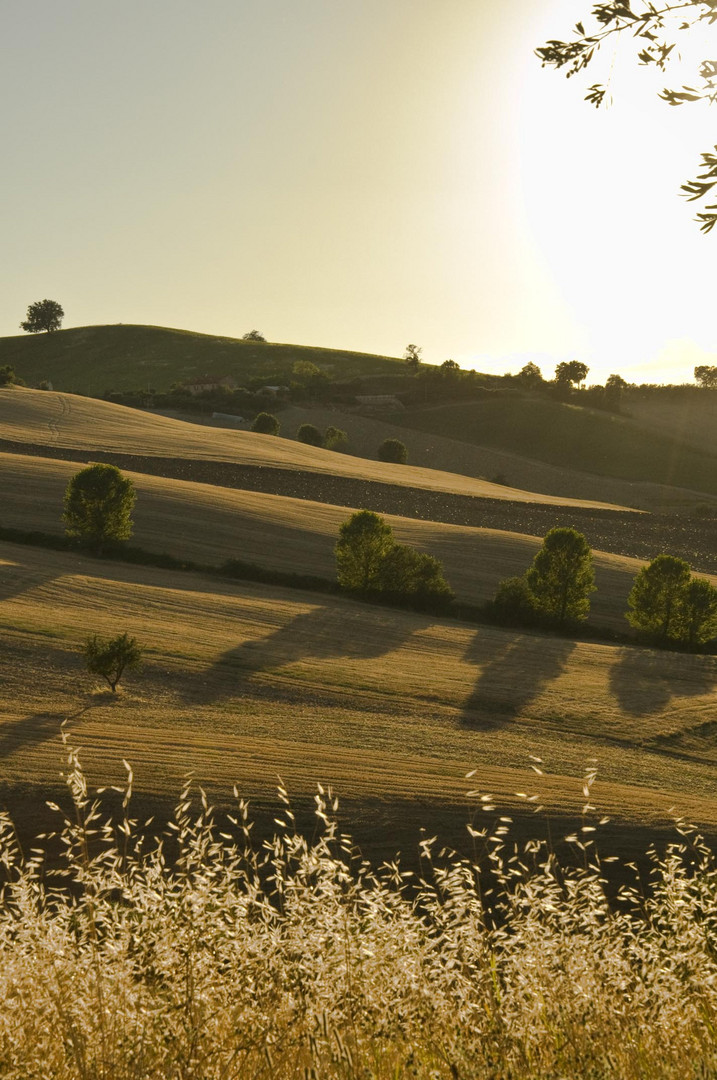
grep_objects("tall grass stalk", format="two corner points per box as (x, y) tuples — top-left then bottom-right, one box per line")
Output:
(1, 746), (716, 1079)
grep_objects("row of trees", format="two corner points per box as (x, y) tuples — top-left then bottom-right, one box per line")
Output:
(492, 527), (717, 649)
(58, 464), (716, 649)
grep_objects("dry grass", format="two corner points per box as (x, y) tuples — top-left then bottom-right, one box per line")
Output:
(1, 743), (717, 1078)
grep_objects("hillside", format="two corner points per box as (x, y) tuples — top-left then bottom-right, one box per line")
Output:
(388, 396), (717, 497)
(1, 449), (664, 630)
(0, 387), (628, 510)
(0, 323), (406, 394)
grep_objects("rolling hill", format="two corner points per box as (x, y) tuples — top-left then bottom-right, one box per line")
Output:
(1, 369), (716, 867)
(0, 323), (406, 394)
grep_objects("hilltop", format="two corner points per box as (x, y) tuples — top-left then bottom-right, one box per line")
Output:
(0, 323), (406, 393)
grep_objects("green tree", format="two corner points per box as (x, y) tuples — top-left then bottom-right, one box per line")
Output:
(63, 464), (136, 551)
(242, 329), (266, 342)
(375, 543), (453, 609)
(324, 425), (348, 451)
(296, 423), (323, 447)
(626, 554), (692, 642)
(490, 575), (539, 626)
(251, 412), (280, 435)
(538, 1), (717, 231)
(555, 361), (589, 388)
(20, 299), (64, 333)
(517, 362), (543, 388)
(0, 365), (22, 386)
(678, 577), (717, 648)
(695, 365), (717, 389)
(404, 344), (422, 372)
(335, 510), (395, 591)
(525, 527), (595, 624)
(378, 438), (408, 464)
(84, 632), (142, 693)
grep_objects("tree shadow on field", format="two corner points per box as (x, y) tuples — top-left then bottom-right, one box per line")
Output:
(186, 601), (419, 704)
(461, 629), (577, 730)
(0, 559), (59, 602)
(0, 703), (96, 760)
(609, 647), (717, 717)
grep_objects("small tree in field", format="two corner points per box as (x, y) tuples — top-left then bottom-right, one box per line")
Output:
(251, 412), (280, 435)
(84, 632), (142, 693)
(63, 463), (136, 551)
(324, 425), (348, 451)
(378, 438), (408, 464)
(21, 299), (64, 333)
(525, 527), (595, 625)
(626, 554), (692, 644)
(335, 510), (395, 592)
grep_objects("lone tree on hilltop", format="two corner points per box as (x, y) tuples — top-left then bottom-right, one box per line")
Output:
(627, 554), (717, 647)
(335, 510), (395, 592)
(538, 0), (717, 231)
(84, 632), (142, 693)
(695, 365), (717, 389)
(21, 299), (64, 333)
(525, 526), (595, 625)
(378, 438), (408, 464)
(404, 344), (422, 372)
(242, 329), (266, 342)
(251, 412), (280, 435)
(63, 463), (136, 552)
(555, 361), (589, 388)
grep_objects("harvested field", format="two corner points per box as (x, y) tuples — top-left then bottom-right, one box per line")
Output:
(1, 541), (717, 863)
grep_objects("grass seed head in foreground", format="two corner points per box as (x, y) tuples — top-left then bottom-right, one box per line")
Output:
(1, 747), (717, 1079)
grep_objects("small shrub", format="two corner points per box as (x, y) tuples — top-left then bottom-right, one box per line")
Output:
(251, 411), (280, 435)
(489, 575), (539, 626)
(296, 423), (324, 447)
(84, 631), (143, 692)
(378, 438), (408, 464)
(324, 425), (348, 451)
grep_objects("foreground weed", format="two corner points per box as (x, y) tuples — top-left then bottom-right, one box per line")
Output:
(0, 747), (716, 1078)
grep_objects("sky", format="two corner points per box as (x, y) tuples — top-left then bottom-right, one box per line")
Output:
(2, 0), (717, 384)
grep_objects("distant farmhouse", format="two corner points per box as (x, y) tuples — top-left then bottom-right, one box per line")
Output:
(183, 375), (237, 395)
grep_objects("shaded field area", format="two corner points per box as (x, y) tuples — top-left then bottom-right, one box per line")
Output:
(389, 397), (717, 496)
(1, 541), (716, 863)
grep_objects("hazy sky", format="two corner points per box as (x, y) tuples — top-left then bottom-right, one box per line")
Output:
(3, 0), (717, 383)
